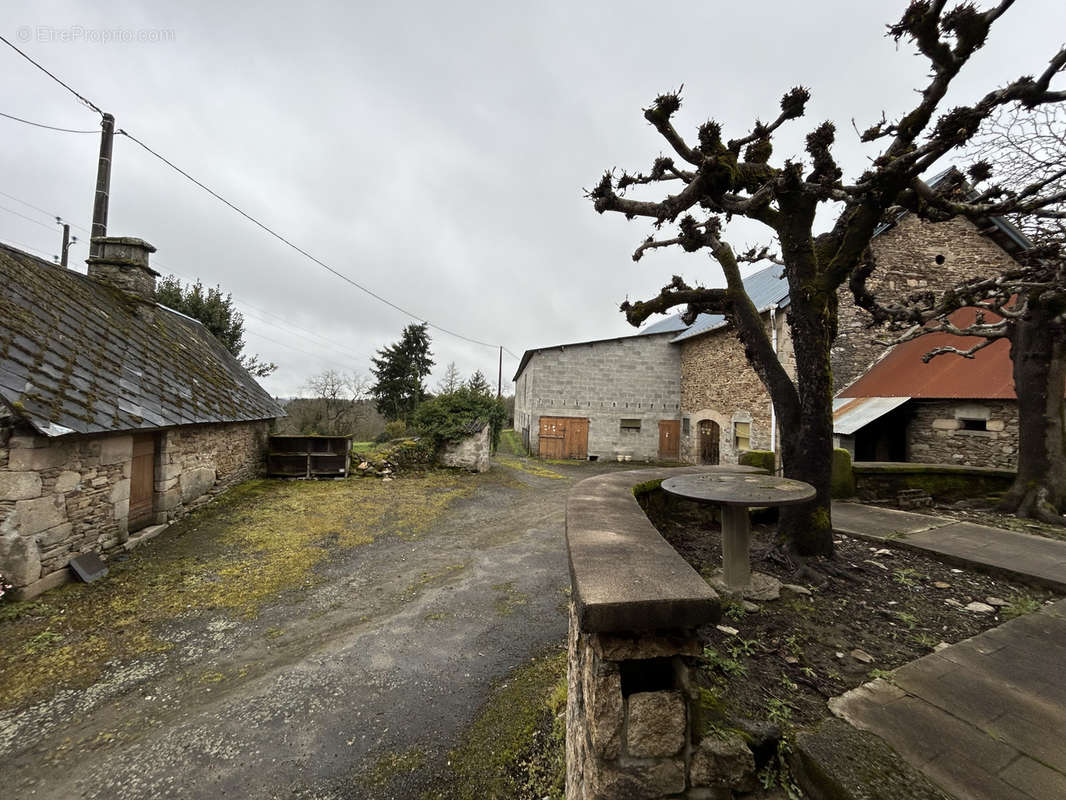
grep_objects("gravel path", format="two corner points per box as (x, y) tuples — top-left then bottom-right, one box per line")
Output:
(2, 458), (626, 799)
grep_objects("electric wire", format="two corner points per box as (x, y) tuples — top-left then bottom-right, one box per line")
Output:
(0, 109), (97, 133)
(0, 37), (520, 360)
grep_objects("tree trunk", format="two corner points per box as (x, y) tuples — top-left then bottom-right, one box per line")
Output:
(999, 301), (1066, 524)
(775, 289), (836, 556)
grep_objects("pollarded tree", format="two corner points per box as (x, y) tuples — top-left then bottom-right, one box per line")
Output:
(852, 106), (1066, 524)
(590, 1), (1064, 559)
(370, 323), (434, 422)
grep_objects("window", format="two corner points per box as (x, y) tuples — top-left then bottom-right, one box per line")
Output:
(620, 418), (641, 432)
(960, 418), (987, 432)
(734, 421), (751, 451)
(682, 417), (690, 436)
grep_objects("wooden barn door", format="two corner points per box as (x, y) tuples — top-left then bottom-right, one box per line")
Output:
(658, 420), (680, 461)
(538, 417), (588, 459)
(129, 433), (156, 531)
(698, 420), (720, 465)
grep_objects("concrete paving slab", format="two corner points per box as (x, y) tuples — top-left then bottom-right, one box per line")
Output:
(832, 502), (952, 538)
(1000, 755), (1066, 800)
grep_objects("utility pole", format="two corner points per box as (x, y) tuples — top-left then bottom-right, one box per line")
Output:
(89, 112), (115, 258)
(59, 221), (71, 266)
(497, 345), (503, 399)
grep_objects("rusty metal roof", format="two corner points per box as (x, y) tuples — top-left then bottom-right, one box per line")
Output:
(837, 308), (1017, 400)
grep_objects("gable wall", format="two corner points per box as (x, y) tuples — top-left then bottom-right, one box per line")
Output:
(513, 334), (680, 460)
(679, 310), (794, 465)
(0, 419), (270, 596)
(833, 214), (1019, 391)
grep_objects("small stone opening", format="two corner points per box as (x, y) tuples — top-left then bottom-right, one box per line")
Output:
(620, 657), (677, 696)
(934, 254), (946, 264)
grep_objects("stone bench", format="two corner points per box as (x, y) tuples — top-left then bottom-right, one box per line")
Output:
(566, 467), (739, 800)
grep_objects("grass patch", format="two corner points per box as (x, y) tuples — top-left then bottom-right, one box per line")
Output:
(495, 456), (565, 480)
(362, 747), (426, 790)
(491, 581), (529, 616)
(442, 649), (567, 800)
(0, 472), (475, 712)
(496, 429), (526, 457)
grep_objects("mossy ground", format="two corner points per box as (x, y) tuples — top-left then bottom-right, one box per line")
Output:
(497, 428), (527, 457)
(495, 455), (565, 479)
(0, 472), (475, 712)
(440, 648), (567, 800)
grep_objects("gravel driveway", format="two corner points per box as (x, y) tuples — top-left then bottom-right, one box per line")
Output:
(1, 456), (630, 799)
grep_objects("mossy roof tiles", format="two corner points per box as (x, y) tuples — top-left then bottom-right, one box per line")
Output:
(0, 242), (284, 437)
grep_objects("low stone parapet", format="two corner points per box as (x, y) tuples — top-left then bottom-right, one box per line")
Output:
(565, 467), (731, 799)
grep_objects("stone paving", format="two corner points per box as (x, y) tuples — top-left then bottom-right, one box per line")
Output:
(828, 501), (1066, 800)
(832, 501), (1066, 591)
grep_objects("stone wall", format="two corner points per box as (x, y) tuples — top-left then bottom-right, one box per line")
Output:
(439, 424), (490, 472)
(0, 419), (270, 595)
(679, 310), (793, 466)
(834, 214), (1020, 391)
(906, 399), (1018, 469)
(514, 333), (681, 461)
(566, 607), (756, 799)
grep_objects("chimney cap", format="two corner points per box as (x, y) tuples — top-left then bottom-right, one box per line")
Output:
(87, 236), (160, 277)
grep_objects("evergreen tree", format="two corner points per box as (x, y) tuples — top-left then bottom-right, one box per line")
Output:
(155, 275), (276, 377)
(466, 369), (492, 397)
(370, 323), (434, 421)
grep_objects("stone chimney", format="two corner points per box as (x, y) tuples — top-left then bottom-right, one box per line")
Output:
(86, 237), (159, 300)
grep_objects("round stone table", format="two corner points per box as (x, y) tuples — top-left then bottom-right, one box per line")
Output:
(661, 472), (816, 593)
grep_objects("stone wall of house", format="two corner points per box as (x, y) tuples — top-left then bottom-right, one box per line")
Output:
(566, 603), (756, 799)
(439, 425), (491, 472)
(0, 419), (270, 595)
(514, 333), (681, 461)
(834, 214), (1020, 391)
(679, 311), (793, 466)
(906, 399), (1018, 469)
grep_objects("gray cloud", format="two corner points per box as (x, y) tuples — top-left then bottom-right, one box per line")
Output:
(2, 0), (1063, 397)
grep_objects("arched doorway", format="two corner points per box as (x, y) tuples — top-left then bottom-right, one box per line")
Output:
(697, 419), (720, 465)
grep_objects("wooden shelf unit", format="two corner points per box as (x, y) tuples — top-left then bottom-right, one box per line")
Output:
(267, 434), (351, 478)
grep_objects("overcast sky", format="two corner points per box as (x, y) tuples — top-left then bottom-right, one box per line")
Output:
(2, 1), (1064, 398)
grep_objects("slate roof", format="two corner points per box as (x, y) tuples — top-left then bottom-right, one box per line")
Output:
(0, 242), (284, 437)
(667, 264), (790, 344)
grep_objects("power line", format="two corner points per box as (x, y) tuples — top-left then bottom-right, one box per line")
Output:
(0, 34), (104, 115)
(0, 36), (521, 359)
(0, 190), (91, 233)
(0, 110), (97, 133)
(0, 205), (61, 233)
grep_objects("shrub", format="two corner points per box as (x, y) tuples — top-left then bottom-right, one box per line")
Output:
(738, 450), (775, 474)
(374, 419), (408, 443)
(414, 387), (508, 451)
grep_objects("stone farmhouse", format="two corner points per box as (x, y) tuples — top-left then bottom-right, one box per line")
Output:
(513, 169), (1031, 469)
(0, 237), (283, 597)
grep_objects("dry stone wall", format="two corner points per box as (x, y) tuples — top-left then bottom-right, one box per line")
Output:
(0, 419), (269, 595)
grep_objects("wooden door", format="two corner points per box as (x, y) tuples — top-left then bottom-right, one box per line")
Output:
(538, 417), (588, 459)
(698, 420), (720, 465)
(129, 434), (155, 531)
(658, 420), (680, 461)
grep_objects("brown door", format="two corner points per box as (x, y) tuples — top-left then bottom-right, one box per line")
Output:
(698, 420), (720, 465)
(658, 420), (680, 461)
(538, 417), (589, 459)
(129, 433), (155, 531)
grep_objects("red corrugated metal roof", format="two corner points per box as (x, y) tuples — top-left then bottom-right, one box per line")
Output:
(838, 308), (1017, 400)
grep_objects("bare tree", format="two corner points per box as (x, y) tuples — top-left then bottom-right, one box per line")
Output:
(436, 362), (462, 395)
(852, 105), (1066, 524)
(301, 370), (370, 436)
(590, 1), (1065, 559)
